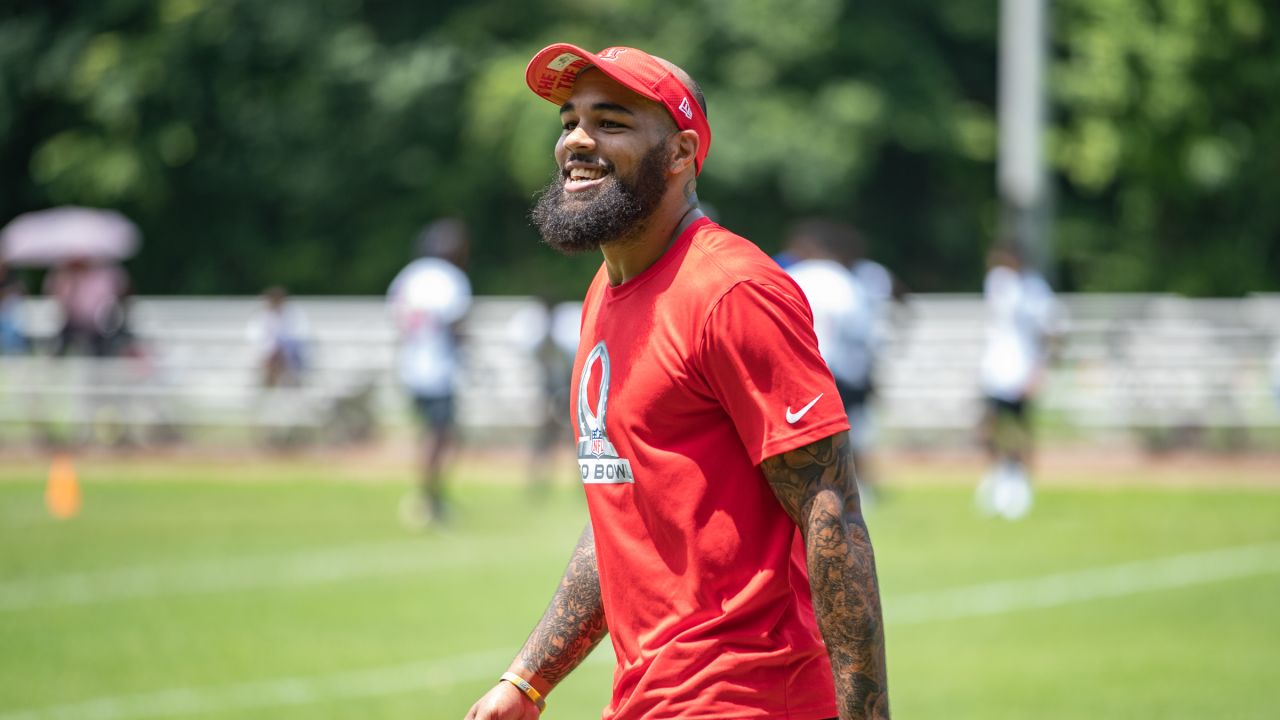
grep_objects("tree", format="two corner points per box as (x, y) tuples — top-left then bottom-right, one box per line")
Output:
(2, 0), (1276, 297)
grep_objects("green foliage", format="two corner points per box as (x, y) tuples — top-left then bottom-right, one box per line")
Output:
(1051, 0), (1280, 294)
(1, 0), (1277, 296)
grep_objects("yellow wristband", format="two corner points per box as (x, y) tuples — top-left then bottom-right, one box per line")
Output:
(500, 671), (546, 712)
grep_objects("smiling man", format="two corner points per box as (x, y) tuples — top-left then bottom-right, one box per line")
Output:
(464, 44), (889, 720)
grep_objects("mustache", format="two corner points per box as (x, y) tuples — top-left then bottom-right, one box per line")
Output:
(562, 154), (614, 176)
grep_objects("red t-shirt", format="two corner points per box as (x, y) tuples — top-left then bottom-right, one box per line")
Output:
(570, 218), (849, 719)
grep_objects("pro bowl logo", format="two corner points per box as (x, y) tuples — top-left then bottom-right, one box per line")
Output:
(576, 341), (634, 484)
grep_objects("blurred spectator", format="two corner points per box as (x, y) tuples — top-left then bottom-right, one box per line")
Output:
(842, 225), (910, 333)
(975, 241), (1066, 520)
(246, 286), (310, 389)
(838, 224), (910, 496)
(1271, 339), (1280, 412)
(387, 219), (472, 529)
(782, 218), (881, 501)
(245, 286), (312, 448)
(0, 261), (28, 354)
(43, 258), (131, 356)
(524, 299), (581, 498)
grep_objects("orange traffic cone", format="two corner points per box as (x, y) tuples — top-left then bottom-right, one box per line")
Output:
(46, 454), (81, 520)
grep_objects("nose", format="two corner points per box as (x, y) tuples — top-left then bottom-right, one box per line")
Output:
(563, 125), (595, 154)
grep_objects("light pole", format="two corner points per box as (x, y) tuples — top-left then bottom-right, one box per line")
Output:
(998, 0), (1052, 275)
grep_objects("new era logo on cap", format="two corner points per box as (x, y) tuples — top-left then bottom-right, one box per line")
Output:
(678, 97), (693, 120)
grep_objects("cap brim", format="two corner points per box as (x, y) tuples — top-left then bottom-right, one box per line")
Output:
(525, 43), (662, 107)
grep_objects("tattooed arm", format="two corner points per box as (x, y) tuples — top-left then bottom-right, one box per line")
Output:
(760, 431), (890, 720)
(464, 523), (608, 720)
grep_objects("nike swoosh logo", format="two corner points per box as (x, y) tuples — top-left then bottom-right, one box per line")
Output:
(785, 393), (824, 424)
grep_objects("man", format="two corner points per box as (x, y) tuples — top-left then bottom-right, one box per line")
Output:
(44, 257), (130, 357)
(246, 286), (309, 389)
(465, 44), (888, 720)
(975, 242), (1064, 520)
(245, 285), (311, 447)
(0, 261), (28, 354)
(386, 219), (471, 528)
(523, 298), (582, 498)
(1271, 337), (1280, 413)
(782, 219), (880, 503)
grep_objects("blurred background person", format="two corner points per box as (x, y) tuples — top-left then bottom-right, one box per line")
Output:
(245, 285), (312, 448)
(975, 240), (1065, 520)
(387, 218), (471, 529)
(849, 224), (911, 319)
(0, 261), (28, 355)
(1271, 337), (1280, 415)
(44, 257), (131, 357)
(844, 224), (911, 338)
(0, 206), (139, 358)
(1, 207), (144, 445)
(246, 286), (310, 389)
(782, 218), (882, 502)
(513, 297), (581, 500)
(43, 257), (133, 445)
(836, 223), (910, 495)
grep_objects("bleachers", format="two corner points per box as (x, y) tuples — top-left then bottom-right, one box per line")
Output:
(1, 293), (1277, 448)
(877, 293), (1280, 444)
(0, 296), (548, 444)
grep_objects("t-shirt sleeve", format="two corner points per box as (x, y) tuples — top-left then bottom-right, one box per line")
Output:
(441, 269), (472, 323)
(696, 279), (850, 466)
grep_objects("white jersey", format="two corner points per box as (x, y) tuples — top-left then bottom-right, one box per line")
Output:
(1270, 341), (1280, 405)
(549, 301), (583, 359)
(980, 265), (1061, 402)
(786, 258), (874, 387)
(245, 305), (310, 365)
(850, 258), (895, 353)
(851, 260), (893, 307)
(387, 258), (471, 397)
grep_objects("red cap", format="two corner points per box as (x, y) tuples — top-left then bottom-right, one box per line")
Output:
(525, 43), (711, 174)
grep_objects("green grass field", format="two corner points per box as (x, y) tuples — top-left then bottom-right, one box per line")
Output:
(1, 454), (1278, 719)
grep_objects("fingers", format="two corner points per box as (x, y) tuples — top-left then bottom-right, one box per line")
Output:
(463, 683), (531, 720)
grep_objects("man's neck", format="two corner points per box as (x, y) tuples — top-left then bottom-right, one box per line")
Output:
(600, 194), (704, 286)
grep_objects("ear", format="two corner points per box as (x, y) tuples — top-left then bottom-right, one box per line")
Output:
(667, 129), (700, 175)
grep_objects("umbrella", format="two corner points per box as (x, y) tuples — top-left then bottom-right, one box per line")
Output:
(0, 206), (140, 266)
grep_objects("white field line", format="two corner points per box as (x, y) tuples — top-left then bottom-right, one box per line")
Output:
(0, 536), (556, 612)
(0, 650), (520, 720)
(3, 542), (1278, 720)
(885, 541), (1280, 624)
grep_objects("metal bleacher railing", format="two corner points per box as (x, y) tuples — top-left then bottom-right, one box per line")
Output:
(1, 294), (1277, 449)
(878, 293), (1280, 448)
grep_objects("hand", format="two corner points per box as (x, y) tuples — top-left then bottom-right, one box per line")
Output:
(464, 681), (542, 720)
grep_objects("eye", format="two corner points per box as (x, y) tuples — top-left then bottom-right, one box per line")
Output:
(561, 119), (578, 132)
(599, 119), (627, 130)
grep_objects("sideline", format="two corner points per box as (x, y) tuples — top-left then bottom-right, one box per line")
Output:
(4, 542), (1278, 720)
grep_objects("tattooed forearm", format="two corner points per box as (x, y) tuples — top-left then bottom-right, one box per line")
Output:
(516, 523), (609, 687)
(761, 432), (890, 719)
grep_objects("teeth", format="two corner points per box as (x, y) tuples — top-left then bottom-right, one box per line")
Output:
(570, 168), (605, 181)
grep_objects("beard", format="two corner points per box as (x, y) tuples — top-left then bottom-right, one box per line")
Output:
(531, 142), (670, 255)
